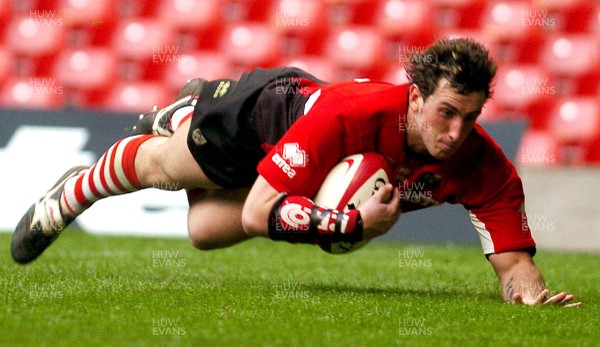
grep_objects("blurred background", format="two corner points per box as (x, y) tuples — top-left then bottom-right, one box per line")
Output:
(0, 0), (599, 250)
(0, 0), (599, 166)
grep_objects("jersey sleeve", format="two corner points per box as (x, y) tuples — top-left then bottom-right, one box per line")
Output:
(460, 138), (536, 256)
(256, 88), (351, 198)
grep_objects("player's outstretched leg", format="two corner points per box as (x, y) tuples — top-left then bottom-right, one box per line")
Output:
(11, 134), (156, 264)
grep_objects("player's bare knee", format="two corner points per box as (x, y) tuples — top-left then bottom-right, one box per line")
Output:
(188, 232), (219, 250)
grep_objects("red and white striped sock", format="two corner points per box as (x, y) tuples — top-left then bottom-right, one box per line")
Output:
(60, 135), (155, 217)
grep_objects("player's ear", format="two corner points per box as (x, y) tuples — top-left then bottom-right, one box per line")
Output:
(408, 84), (423, 112)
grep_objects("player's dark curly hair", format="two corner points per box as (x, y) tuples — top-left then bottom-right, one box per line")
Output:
(405, 38), (497, 100)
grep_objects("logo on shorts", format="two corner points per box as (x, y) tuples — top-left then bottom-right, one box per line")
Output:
(271, 143), (307, 179)
(213, 81), (231, 98)
(191, 128), (206, 146)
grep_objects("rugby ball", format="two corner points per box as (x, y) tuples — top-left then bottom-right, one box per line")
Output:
(313, 152), (392, 254)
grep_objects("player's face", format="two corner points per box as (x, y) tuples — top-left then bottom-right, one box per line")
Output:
(406, 79), (486, 160)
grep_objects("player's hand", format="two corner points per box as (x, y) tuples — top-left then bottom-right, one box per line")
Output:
(358, 183), (401, 240)
(511, 289), (582, 308)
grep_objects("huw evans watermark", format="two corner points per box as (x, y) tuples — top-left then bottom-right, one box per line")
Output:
(152, 318), (186, 336)
(152, 250), (186, 268)
(399, 248), (432, 268)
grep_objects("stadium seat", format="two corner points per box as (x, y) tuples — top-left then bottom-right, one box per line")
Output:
(583, 131), (600, 164)
(4, 15), (65, 57)
(280, 56), (337, 83)
(432, 0), (486, 29)
(534, 0), (595, 32)
(324, 0), (379, 26)
(56, 0), (116, 25)
(588, 4), (600, 33)
(324, 26), (385, 75)
(516, 129), (562, 167)
(99, 81), (172, 113)
(0, 2), (9, 22)
(539, 34), (600, 77)
(158, 0), (222, 30)
(271, 0), (325, 34)
(0, 47), (12, 82)
(222, 0), (272, 22)
(481, 1), (536, 41)
(220, 23), (281, 67)
(53, 0), (117, 45)
(547, 97), (599, 145)
(0, 77), (66, 109)
(162, 51), (234, 92)
(269, 0), (328, 55)
(480, 1), (544, 63)
(52, 48), (117, 91)
(375, 0), (435, 46)
(112, 19), (176, 61)
(492, 64), (554, 111)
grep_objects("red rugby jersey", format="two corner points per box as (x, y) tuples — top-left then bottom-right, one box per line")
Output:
(256, 80), (535, 255)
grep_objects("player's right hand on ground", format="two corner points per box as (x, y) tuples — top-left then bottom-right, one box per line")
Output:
(512, 289), (582, 308)
(358, 183), (401, 240)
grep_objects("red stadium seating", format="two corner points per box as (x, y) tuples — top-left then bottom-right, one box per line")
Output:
(539, 34), (600, 77)
(56, 0), (116, 25)
(0, 47), (12, 82)
(481, 1), (536, 41)
(490, 64), (554, 111)
(583, 131), (600, 164)
(54, 0), (117, 45)
(112, 19), (176, 61)
(0, 77), (66, 109)
(589, 4), (600, 33)
(158, 0), (222, 30)
(534, 0), (595, 32)
(547, 97), (599, 145)
(432, 0), (486, 29)
(52, 48), (117, 91)
(270, 0), (328, 55)
(99, 81), (172, 113)
(480, 1), (544, 63)
(4, 15), (65, 57)
(324, 26), (385, 77)
(376, 0), (435, 46)
(0, 2), (9, 22)
(222, 0), (272, 22)
(324, 0), (379, 26)
(161, 51), (234, 92)
(219, 23), (281, 67)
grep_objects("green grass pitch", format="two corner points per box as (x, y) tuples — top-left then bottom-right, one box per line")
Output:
(1, 231), (598, 346)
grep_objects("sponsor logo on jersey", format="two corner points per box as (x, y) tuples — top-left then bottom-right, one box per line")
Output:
(272, 143), (307, 179)
(282, 143), (307, 167)
(272, 153), (296, 179)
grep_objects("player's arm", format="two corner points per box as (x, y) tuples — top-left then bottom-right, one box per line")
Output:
(488, 251), (581, 307)
(241, 175), (400, 241)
